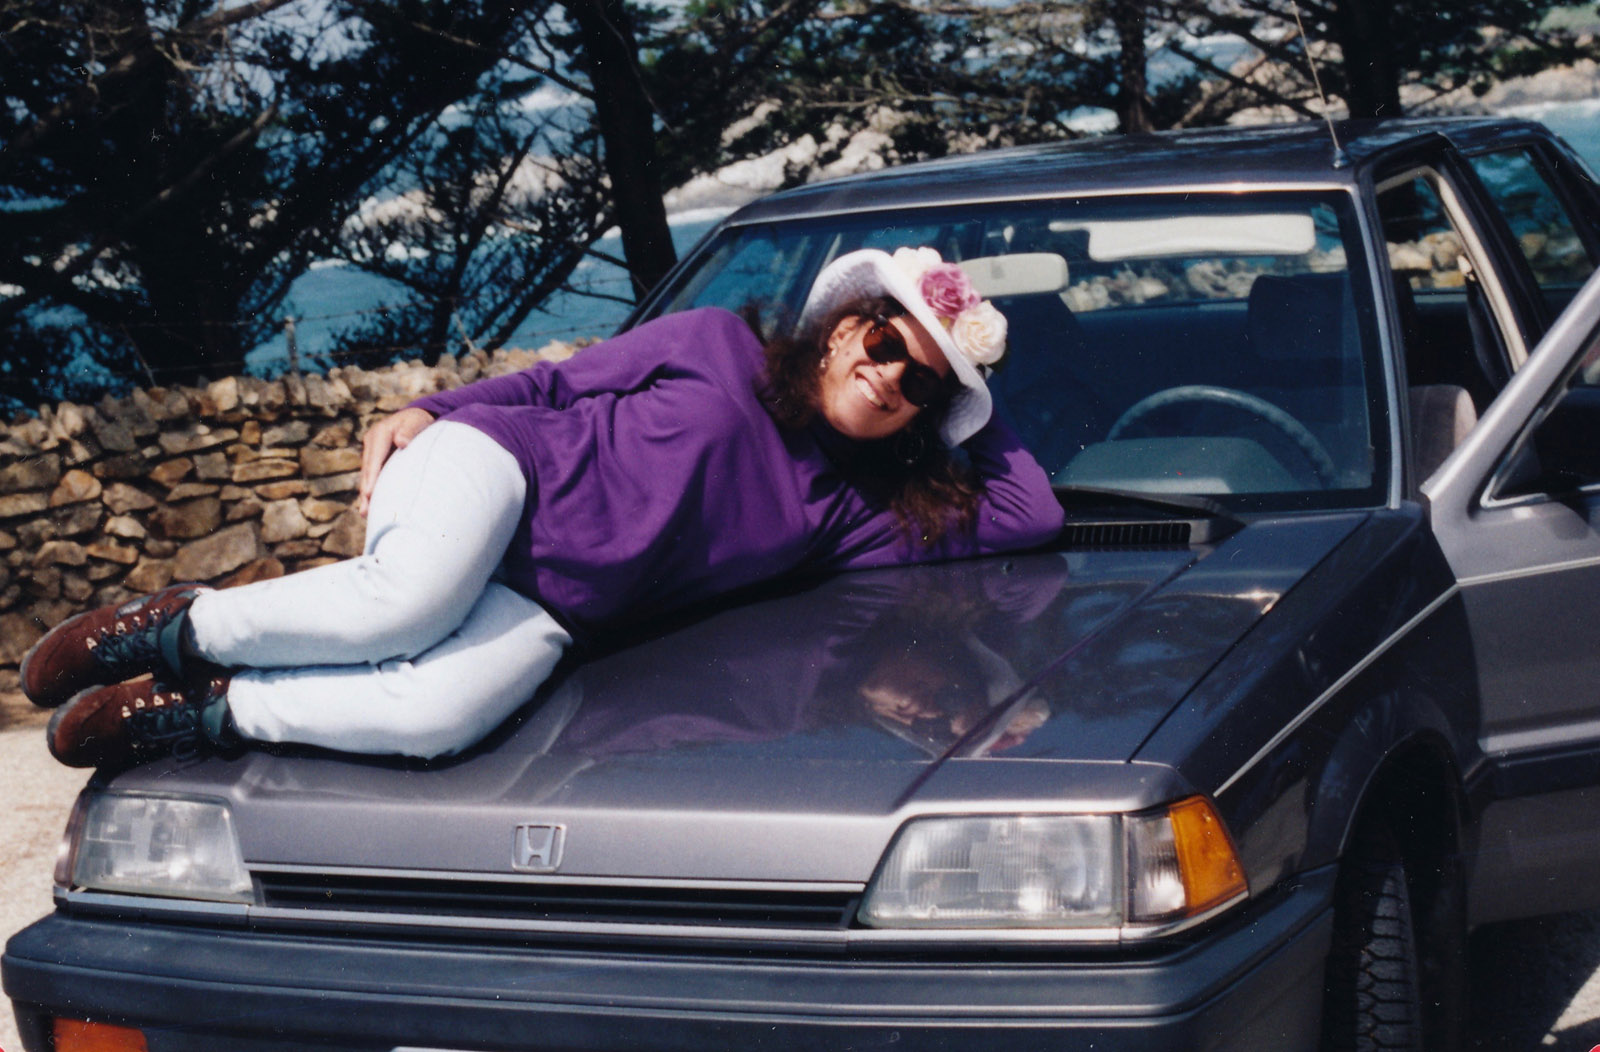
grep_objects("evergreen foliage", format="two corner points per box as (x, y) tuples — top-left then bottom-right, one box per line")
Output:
(0, 0), (545, 407)
(0, 0), (1593, 410)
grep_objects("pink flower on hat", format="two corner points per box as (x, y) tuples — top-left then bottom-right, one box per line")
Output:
(919, 264), (982, 321)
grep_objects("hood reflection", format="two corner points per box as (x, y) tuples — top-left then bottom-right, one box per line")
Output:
(551, 559), (1076, 761)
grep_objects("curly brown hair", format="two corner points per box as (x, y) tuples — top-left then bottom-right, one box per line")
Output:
(749, 297), (983, 549)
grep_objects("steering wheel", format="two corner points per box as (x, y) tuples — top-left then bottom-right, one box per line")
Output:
(1107, 384), (1339, 487)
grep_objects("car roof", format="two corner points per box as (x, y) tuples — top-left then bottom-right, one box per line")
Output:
(726, 116), (1554, 224)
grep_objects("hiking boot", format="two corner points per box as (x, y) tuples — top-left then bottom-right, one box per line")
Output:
(46, 674), (234, 770)
(21, 583), (211, 708)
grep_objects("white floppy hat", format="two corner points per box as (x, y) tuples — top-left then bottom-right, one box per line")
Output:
(798, 247), (1008, 448)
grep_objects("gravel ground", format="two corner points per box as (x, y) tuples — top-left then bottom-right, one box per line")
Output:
(1468, 911), (1600, 1050)
(2, 700), (1598, 1051)
(1, 707), (91, 1052)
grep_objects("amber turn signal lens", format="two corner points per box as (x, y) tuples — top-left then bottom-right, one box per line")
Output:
(52, 1017), (149, 1052)
(1167, 795), (1248, 914)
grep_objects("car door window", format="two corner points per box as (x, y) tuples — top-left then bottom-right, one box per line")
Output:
(1378, 169), (1524, 416)
(1491, 329), (1600, 502)
(1468, 147), (1599, 319)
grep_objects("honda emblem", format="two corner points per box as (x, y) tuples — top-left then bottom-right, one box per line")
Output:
(512, 823), (566, 872)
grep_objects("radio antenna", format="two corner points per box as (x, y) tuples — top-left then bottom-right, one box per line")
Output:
(1289, 0), (1348, 166)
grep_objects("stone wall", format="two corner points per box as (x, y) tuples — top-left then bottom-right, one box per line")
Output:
(0, 341), (576, 690)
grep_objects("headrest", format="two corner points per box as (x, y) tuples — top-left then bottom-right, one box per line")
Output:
(1247, 273), (1349, 361)
(1408, 384), (1478, 480)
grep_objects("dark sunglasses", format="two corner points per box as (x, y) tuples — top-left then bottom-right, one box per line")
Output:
(861, 317), (952, 409)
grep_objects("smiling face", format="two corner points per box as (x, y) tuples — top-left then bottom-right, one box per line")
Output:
(816, 314), (952, 441)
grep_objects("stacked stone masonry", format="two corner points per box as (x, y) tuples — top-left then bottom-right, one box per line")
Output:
(0, 341), (577, 685)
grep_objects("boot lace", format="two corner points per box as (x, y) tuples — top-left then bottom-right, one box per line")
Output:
(91, 614), (166, 670)
(124, 694), (207, 762)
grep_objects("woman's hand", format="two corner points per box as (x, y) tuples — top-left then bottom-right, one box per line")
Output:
(358, 407), (435, 515)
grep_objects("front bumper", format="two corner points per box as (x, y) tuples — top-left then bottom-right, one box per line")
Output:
(5, 868), (1334, 1052)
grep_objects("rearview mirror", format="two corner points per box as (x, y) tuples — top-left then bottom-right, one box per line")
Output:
(1050, 213), (1317, 261)
(959, 253), (1070, 297)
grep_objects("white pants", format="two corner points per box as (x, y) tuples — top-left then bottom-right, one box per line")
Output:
(186, 422), (571, 759)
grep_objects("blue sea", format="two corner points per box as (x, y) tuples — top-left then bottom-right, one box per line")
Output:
(246, 215), (723, 373)
(248, 99), (1600, 372)
(1516, 96), (1600, 167)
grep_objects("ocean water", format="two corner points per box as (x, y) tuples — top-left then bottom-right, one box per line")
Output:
(247, 217), (721, 373)
(1510, 96), (1600, 166)
(248, 99), (1600, 371)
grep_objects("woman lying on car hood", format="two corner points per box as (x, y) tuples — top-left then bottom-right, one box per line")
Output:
(25, 247), (1063, 768)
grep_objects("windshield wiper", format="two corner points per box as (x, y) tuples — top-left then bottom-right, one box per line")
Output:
(1051, 484), (1245, 544)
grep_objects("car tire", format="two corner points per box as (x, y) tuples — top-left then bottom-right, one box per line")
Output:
(1321, 818), (1425, 1051)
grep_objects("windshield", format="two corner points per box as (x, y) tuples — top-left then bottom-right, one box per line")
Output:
(642, 192), (1388, 511)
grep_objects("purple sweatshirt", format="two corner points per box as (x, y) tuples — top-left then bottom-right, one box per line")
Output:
(411, 308), (1062, 641)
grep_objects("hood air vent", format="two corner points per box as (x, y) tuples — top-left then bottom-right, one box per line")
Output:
(1060, 520), (1194, 548)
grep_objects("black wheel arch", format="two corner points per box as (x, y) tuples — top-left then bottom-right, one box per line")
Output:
(1332, 734), (1467, 881)
(1319, 733), (1471, 1050)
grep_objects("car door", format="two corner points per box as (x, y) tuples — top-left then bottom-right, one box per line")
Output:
(1422, 269), (1600, 924)
(1460, 136), (1600, 328)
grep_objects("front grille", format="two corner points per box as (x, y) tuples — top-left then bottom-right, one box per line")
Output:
(1060, 520), (1192, 548)
(257, 872), (861, 930)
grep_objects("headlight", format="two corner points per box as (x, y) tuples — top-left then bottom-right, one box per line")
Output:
(56, 791), (253, 904)
(859, 796), (1246, 933)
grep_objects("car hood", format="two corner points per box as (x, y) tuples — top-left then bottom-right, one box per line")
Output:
(113, 513), (1364, 883)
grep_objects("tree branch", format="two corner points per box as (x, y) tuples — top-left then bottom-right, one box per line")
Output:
(1164, 37), (1321, 118)
(0, 105), (278, 329)
(0, 47), (158, 168)
(393, 15), (597, 98)
(188, 0), (299, 34)
(1, 0), (299, 169)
